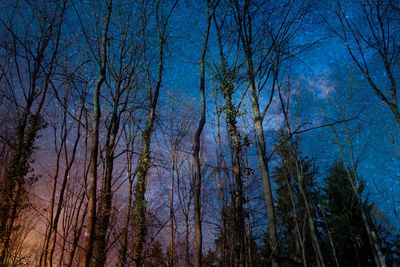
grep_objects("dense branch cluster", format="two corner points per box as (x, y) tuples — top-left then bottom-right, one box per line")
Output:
(0, 0), (399, 266)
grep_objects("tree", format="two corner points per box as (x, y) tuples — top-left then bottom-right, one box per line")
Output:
(323, 163), (377, 267)
(92, 2), (141, 265)
(144, 240), (166, 267)
(0, 0), (66, 264)
(213, 3), (246, 265)
(273, 132), (323, 267)
(332, 0), (400, 124)
(192, 1), (217, 266)
(132, 1), (178, 266)
(82, 1), (113, 266)
(39, 77), (85, 267)
(231, 1), (309, 265)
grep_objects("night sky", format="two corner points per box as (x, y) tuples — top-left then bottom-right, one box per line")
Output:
(0, 0), (400, 266)
(3, 0), (400, 255)
(152, 0), (400, 227)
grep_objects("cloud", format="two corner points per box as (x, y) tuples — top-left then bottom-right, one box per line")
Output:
(307, 76), (336, 99)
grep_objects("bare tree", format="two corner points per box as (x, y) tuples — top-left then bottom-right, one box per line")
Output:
(82, 1), (113, 266)
(213, 6), (246, 265)
(332, 0), (400, 124)
(117, 110), (141, 267)
(92, 3), (141, 265)
(164, 107), (192, 267)
(231, 1), (279, 265)
(176, 155), (195, 267)
(231, 1), (310, 265)
(276, 74), (326, 267)
(131, 1), (178, 266)
(40, 79), (85, 266)
(330, 82), (387, 267)
(192, 1), (218, 266)
(0, 1), (66, 264)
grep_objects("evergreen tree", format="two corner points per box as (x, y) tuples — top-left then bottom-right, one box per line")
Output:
(322, 163), (375, 267)
(273, 131), (322, 266)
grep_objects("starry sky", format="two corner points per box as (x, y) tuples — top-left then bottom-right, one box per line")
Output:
(19, 0), (399, 241)
(156, 0), (400, 228)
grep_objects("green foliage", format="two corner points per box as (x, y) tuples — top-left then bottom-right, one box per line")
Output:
(321, 163), (374, 266)
(272, 131), (321, 266)
(321, 163), (400, 266)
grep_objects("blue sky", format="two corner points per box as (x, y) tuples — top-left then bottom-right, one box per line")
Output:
(157, 0), (400, 228)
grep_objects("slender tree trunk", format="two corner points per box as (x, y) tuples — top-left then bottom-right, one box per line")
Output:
(320, 206), (340, 267)
(45, 103), (82, 266)
(249, 74), (280, 267)
(117, 177), (132, 267)
(0, 2), (65, 263)
(66, 114), (90, 267)
(231, 2), (280, 265)
(277, 82), (326, 267)
(132, 25), (166, 267)
(185, 211), (191, 267)
(67, 201), (87, 267)
(244, 150), (252, 267)
(214, 13), (245, 266)
(339, 120), (387, 267)
(67, 115), (90, 267)
(298, 182), (325, 267)
(117, 146), (134, 267)
(361, 210), (387, 267)
(215, 101), (228, 266)
(92, 92), (121, 266)
(82, 2), (112, 266)
(169, 146), (176, 267)
(132, 112), (155, 267)
(40, 121), (64, 267)
(193, 5), (213, 266)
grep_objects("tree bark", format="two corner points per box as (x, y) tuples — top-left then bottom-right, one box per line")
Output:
(214, 16), (245, 265)
(117, 143), (134, 267)
(231, 1), (280, 265)
(193, 4), (213, 266)
(169, 146), (177, 267)
(0, 1), (65, 264)
(82, 2), (112, 266)
(132, 12), (167, 266)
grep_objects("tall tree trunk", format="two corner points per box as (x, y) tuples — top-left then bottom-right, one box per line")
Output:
(215, 100), (228, 266)
(185, 211), (191, 267)
(40, 117), (64, 267)
(0, 2), (65, 263)
(214, 12), (245, 266)
(117, 145), (134, 267)
(277, 82), (326, 267)
(132, 110), (156, 267)
(346, 163), (387, 267)
(169, 146), (177, 267)
(132, 21), (166, 267)
(231, 2), (280, 265)
(92, 92), (121, 266)
(298, 182), (325, 267)
(82, 2), (112, 266)
(336, 113), (387, 267)
(193, 4), (213, 266)
(67, 114), (90, 267)
(243, 147), (252, 267)
(248, 61), (280, 267)
(46, 110), (82, 266)
(360, 209), (387, 267)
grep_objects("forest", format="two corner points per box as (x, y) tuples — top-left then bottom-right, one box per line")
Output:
(0, 0), (399, 266)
